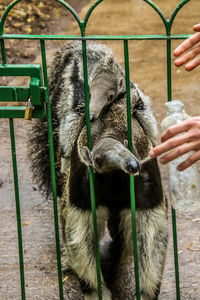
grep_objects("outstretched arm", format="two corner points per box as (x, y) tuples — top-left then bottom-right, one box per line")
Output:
(149, 117), (200, 171)
(174, 23), (200, 71)
(150, 24), (200, 170)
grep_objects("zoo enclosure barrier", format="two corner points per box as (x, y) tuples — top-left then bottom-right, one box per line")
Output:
(0, 0), (195, 299)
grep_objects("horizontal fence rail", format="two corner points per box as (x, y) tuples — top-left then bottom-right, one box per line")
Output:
(0, 0), (195, 299)
(0, 34), (193, 40)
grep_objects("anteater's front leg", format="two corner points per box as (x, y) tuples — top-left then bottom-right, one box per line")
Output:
(62, 203), (112, 300)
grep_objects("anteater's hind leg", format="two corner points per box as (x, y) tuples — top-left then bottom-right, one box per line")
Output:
(62, 204), (112, 300)
(118, 208), (168, 300)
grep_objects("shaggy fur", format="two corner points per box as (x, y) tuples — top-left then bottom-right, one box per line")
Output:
(60, 87), (168, 299)
(28, 41), (126, 195)
(50, 41), (126, 173)
(28, 42), (168, 299)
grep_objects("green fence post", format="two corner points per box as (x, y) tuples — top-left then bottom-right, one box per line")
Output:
(124, 39), (141, 300)
(166, 28), (181, 300)
(40, 39), (64, 300)
(80, 14), (103, 298)
(9, 118), (26, 300)
(1, 20), (26, 298)
(164, 2), (192, 298)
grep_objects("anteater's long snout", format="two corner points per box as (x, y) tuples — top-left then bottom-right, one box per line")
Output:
(81, 138), (142, 175)
(126, 157), (141, 174)
(90, 138), (142, 175)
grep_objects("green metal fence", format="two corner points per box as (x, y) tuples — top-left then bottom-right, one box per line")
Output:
(0, 0), (196, 299)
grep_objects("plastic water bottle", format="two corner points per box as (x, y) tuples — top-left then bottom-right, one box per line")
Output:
(161, 100), (200, 212)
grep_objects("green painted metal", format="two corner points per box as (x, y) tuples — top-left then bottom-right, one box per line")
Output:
(9, 118), (26, 300)
(0, 87), (32, 102)
(0, 39), (6, 63)
(78, 3), (105, 298)
(153, 1), (191, 298)
(40, 39), (64, 300)
(0, 0), (194, 299)
(124, 40), (141, 299)
(0, 106), (45, 118)
(88, 166), (103, 300)
(0, 64), (45, 118)
(81, 37), (103, 300)
(171, 208), (181, 300)
(82, 0), (104, 34)
(0, 64), (42, 77)
(0, 33), (192, 40)
(29, 77), (43, 106)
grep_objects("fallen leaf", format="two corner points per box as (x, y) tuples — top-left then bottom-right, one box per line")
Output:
(0, 240), (6, 248)
(22, 220), (32, 226)
(186, 242), (200, 251)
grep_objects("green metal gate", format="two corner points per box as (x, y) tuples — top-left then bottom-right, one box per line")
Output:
(0, 1), (197, 299)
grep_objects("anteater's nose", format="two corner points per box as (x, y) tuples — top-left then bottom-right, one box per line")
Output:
(127, 158), (141, 174)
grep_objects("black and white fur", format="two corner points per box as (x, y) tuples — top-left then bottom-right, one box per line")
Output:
(60, 87), (168, 299)
(48, 41), (126, 173)
(28, 43), (168, 299)
(28, 41), (126, 197)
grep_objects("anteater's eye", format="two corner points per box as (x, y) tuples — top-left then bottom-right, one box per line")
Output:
(108, 93), (114, 103)
(94, 154), (105, 168)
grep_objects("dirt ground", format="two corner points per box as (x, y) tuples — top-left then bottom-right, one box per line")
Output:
(0, 0), (200, 299)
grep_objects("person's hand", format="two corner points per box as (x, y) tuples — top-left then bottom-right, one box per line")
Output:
(149, 117), (200, 171)
(174, 23), (200, 71)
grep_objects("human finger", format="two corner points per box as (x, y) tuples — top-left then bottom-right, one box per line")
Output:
(177, 149), (200, 171)
(174, 43), (200, 67)
(160, 120), (193, 142)
(193, 23), (200, 32)
(161, 117), (200, 142)
(185, 54), (200, 71)
(173, 32), (200, 57)
(149, 132), (192, 158)
(159, 140), (200, 165)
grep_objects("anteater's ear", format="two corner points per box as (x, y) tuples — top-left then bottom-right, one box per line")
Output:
(80, 146), (93, 166)
(118, 76), (126, 94)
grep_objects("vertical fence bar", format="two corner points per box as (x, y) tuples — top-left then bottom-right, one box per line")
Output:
(1, 31), (26, 300)
(0, 39), (7, 64)
(171, 207), (180, 300)
(166, 23), (181, 300)
(81, 37), (102, 300)
(166, 29), (172, 101)
(124, 40), (141, 300)
(9, 118), (26, 300)
(40, 40), (64, 300)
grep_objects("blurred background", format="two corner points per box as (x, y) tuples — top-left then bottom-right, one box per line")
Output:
(0, 1), (199, 299)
